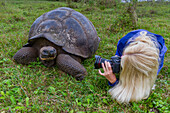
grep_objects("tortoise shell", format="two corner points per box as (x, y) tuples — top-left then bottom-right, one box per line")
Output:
(26, 7), (100, 58)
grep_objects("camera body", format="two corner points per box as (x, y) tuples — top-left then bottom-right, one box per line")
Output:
(94, 55), (121, 73)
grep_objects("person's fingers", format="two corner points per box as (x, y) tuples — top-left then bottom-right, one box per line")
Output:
(105, 61), (108, 71)
(99, 69), (105, 76)
(102, 63), (106, 72)
(108, 62), (112, 71)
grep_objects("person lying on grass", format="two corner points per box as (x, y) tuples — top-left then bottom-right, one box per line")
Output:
(98, 29), (167, 103)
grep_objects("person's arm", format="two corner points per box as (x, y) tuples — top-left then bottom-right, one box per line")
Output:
(98, 61), (119, 87)
(108, 78), (119, 87)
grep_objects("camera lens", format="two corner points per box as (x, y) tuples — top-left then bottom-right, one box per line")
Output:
(94, 55), (102, 69)
(94, 55), (111, 69)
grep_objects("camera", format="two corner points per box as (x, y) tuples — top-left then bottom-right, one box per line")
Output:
(94, 55), (121, 73)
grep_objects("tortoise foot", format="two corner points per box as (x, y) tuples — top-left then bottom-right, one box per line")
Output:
(56, 54), (87, 80)
(75, 74), (85, 81)
(13, 47), (38, 64)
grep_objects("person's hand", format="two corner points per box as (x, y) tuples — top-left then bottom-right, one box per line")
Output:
(99, 61), (117, 84)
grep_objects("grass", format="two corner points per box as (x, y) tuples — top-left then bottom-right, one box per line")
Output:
(0, 0), (169, 112)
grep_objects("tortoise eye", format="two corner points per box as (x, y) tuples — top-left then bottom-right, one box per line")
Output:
(43, 50), (48, 53)
(53, 49), (56, 52)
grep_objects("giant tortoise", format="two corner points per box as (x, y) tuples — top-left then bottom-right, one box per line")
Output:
(13, 7), (100, 80)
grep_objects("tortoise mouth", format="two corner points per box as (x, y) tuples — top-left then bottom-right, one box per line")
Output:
(41, 58), (56, 67)
(40, 55), (56, 61)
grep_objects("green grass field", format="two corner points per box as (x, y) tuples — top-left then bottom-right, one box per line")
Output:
(0, 0), (169, 112)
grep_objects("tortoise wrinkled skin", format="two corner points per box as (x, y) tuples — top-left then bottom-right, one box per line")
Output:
(13, 7), (100, 80)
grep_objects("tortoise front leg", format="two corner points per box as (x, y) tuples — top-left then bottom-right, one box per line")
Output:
(56, 54), (87, 81)
(13, 47), (38, 64)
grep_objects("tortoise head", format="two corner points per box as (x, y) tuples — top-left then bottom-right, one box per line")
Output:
(40, 46), (57, 67)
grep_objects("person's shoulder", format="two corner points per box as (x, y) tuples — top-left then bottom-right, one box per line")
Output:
(119, 29), (143, 42)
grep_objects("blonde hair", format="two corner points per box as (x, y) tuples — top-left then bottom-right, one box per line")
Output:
(109, 32), (159, 103)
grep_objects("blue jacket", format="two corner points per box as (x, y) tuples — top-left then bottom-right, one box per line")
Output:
(109, 29), (167, 87)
